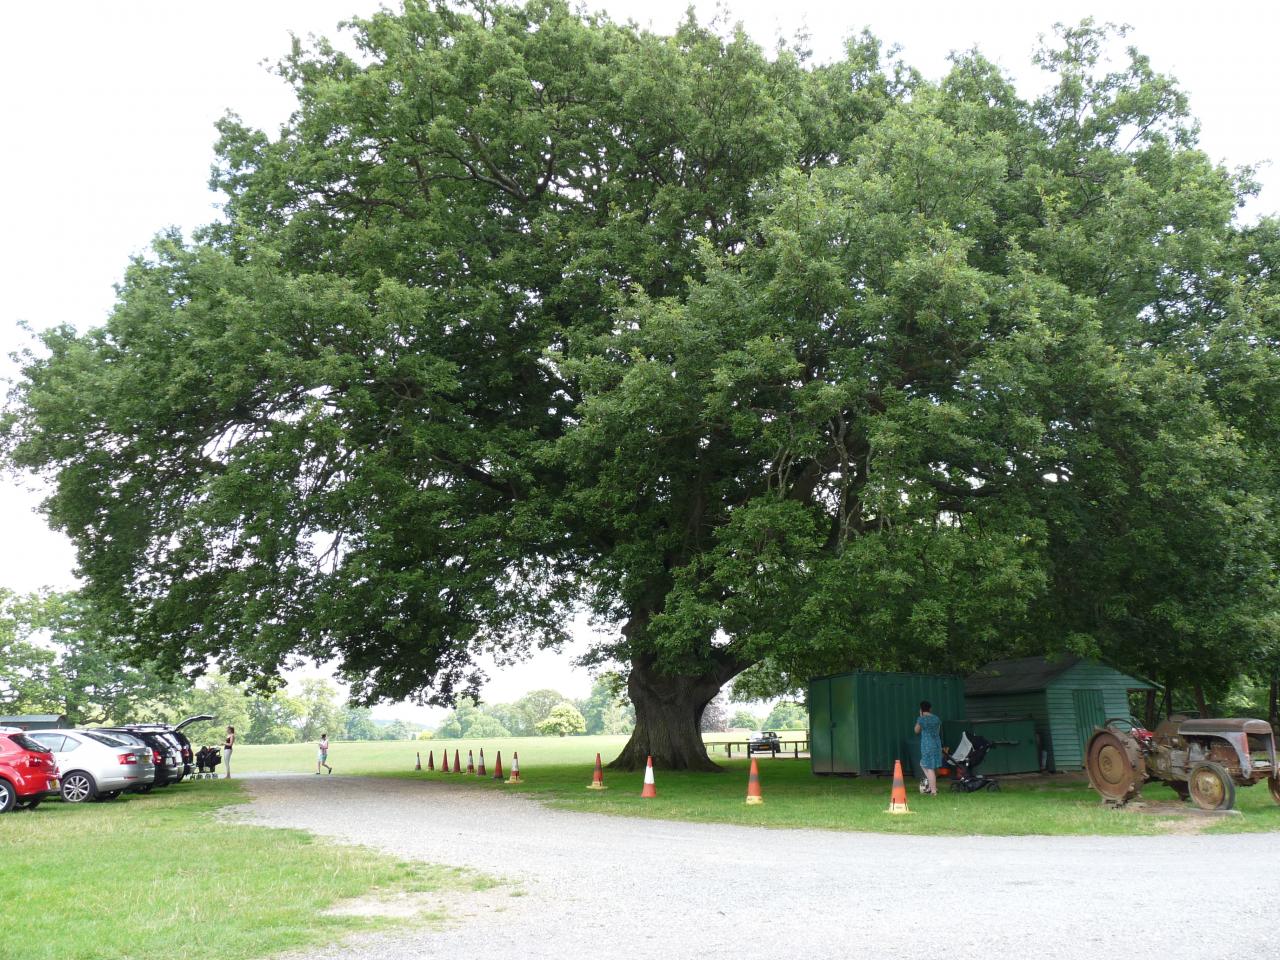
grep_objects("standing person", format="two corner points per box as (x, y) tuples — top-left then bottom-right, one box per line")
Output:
(316, 733), (333, 775)
(223, 725), (235, 779)
(914, 702), (942, 796)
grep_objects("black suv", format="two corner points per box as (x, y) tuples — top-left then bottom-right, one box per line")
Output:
(126, 725), (195, 778)
(121, 716), (213, 781)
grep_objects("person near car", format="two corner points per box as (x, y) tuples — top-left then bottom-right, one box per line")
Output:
(223, 725), (235, 778)
(914, 701), (942, 796)
(316, 733), (332, 775)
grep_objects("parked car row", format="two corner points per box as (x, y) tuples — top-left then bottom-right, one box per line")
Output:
(0, 715), (212, 812)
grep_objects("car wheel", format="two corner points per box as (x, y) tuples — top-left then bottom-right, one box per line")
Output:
(61, 771), (98, 804)
(0, 779), (15, 814)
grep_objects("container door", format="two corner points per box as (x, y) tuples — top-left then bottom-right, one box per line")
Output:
(1072, 689), (1106, 766)
(808, 678), (833, 774)
(830, 674), (858, 774)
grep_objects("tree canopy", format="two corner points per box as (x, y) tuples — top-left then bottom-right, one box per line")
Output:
(536, 701), (587, 737)
(0, 589), (181, 725)
(5, 2), (1278, 768)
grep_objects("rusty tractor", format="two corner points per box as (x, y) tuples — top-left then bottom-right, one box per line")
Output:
(1085, 716), (1280, 811)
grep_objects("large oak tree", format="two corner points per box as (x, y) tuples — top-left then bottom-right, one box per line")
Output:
(5, 4), (1277, 767)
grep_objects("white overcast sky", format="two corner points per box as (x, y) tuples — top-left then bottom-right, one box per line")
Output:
(2, 1), (1277, 719)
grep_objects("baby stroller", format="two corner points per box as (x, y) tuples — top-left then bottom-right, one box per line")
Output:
(195, 746), (221, 779)
(948, 733), (1000, 792)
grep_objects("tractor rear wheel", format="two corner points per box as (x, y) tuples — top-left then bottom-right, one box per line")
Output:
(1188, 762), (1236, 811)
(1086, 730), (1142, 803)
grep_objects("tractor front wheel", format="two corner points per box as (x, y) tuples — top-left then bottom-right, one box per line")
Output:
(1269, 775), (1280, 805)
(1188, 762), (1236, 811)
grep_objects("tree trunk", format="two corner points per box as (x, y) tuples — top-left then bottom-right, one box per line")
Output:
(610, 653), (737, 772)
(1269, 670), (1278, 736)
(1144, 689), (1157, 730)
(1193, 683), (1208, 718)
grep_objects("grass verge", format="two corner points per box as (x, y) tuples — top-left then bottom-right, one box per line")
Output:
(230, 737), (1280, 836)
(0, 778), (495, 960)
(409, 757), (1280, 836)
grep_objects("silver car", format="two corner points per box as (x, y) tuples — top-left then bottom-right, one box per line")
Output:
(26, 730), (156, 802)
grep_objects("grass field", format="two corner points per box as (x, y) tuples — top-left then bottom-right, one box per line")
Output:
(231, 735), (1280, 836)
(0, 778), (496, 960)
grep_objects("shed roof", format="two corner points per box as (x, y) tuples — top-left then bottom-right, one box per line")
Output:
(0, 714), (65, 723)
(965, 656), (1082, 695)
(965, 655), (1153, 696)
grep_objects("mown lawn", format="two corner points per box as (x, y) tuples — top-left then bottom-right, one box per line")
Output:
(0, 778), (495, 960)
(226, 733), (636, 775)
(233, 736), (1280, 836)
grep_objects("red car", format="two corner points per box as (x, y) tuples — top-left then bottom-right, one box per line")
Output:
(0, 730), (61, 812)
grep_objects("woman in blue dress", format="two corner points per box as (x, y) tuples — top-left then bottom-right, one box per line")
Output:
(915, 701), (942, 796)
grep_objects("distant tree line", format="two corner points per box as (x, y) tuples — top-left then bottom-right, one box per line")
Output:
(432, 677), (634, 738)
(701, 692), (807, 733)
(166, 671), (429, 750)
(0, 588), (426, 746)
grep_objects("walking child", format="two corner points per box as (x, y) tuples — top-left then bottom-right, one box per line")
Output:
(316, 733), (333, 774)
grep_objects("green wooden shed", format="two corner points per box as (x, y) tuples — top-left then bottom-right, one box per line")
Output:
(965, 656), (1153, 771)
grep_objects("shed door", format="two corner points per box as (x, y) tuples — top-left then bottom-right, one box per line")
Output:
(1072, 689), (1106, 764)
(809, 678), (832, 774)
(829, 674), (858, 774)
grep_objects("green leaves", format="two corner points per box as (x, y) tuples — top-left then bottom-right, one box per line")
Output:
(0, 590), (182, 724)
(4, 6), (1276, 715)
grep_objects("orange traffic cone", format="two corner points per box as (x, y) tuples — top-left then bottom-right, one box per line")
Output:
(886, 759), (911, 814)
(506, 752), (523, 784)
(745, 758), (764, 805)
(454, 749), (462, 773)
(493, 751), (503, 780)
(640, 756), (657, 798)
(428, 750), (435, 772)
(415, 751), (421, 771)
(467, 750), (475, 775)
(587, 753), (606, 790)
(477, 749), (487, 777)
(442, 750), (450, 773)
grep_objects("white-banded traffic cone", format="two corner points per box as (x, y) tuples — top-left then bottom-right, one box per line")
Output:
(640, 756), (657, 798)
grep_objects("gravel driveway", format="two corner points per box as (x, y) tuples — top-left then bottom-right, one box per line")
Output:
(236, 775), (1280, 960)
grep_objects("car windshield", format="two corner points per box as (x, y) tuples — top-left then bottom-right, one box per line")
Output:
(10, 733), (50, 753)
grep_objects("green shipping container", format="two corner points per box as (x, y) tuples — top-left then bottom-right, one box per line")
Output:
(809, 671), (965, 776)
